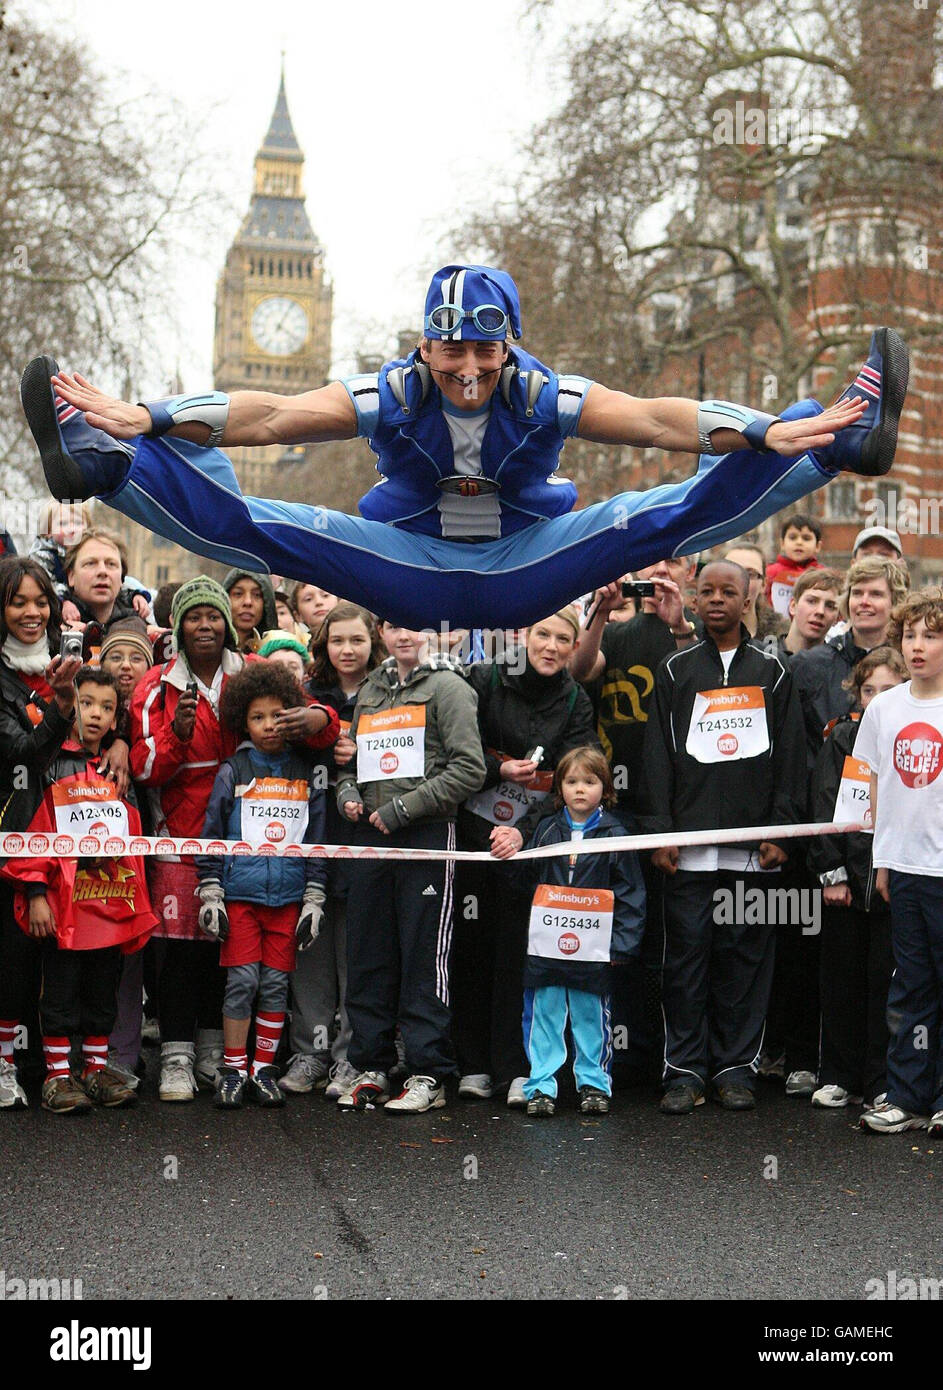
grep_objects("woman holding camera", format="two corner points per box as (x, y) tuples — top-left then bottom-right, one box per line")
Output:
(451, 608), (599, 1106)
(0, 557), (87, 1106)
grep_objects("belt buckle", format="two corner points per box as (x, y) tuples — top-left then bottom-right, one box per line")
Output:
(437, 474), (500, 498)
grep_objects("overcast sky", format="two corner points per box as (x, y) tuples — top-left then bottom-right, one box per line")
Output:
(30, 0), (573, 384)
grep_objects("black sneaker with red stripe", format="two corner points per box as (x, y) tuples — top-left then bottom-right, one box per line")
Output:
(813, 328), (909, 477)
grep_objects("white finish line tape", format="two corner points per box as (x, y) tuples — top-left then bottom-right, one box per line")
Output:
(0, 820), (867, 863)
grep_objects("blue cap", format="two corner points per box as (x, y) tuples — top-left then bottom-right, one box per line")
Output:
(423, 264), (522, 341)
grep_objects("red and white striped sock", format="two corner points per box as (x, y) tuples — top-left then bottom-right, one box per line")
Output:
(82, 1037), (108, 1074)
(0, 1020), (18, 1062)
(224, 1046), (248, 1076)
(251, 1011), (284, 1077)
(55, 391), (81, 425)
(43, 1036), (72, 1079)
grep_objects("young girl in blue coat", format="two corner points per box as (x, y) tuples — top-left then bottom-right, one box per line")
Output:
(518, 747), (645, 1116)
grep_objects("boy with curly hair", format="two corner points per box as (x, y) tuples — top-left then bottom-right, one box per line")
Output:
(856, 589), (943, 1135)
(195, 662), (328, 1108)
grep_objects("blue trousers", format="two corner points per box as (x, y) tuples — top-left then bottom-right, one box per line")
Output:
(98, 404), (833, 629)
(886, 872), (943, 1116)
(522, 986), (613, 1099)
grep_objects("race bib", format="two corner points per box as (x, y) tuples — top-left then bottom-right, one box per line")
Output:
(356, 705), (426, 782)
(465, 751), (553, 826)
(832, 757), (873, 831)
(52, 777), (129, 840)
(241, 777), (309, 848)
(770, 579), (794, 617)
(685, 686), (770, 763)
(527, 884), (613, 963)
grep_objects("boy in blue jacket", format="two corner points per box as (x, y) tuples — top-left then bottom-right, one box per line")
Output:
(196, 662), (327, 1108)
(517, 746), (645, 1116)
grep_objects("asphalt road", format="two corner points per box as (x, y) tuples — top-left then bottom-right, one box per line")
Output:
(2, 1066), (942, 1304)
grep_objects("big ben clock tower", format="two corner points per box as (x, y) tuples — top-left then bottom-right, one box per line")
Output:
(214, 68), (332, 495)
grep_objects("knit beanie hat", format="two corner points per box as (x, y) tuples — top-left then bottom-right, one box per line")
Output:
(257, 630), (310, 663)
(98, 617), (154, 666)
(171, 575), (239, 650)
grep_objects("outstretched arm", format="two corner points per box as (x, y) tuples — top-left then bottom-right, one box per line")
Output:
(51, 372), (358, 447)
(576, 383), (866, 458)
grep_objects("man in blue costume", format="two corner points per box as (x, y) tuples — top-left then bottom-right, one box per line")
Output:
(21, 264), (907, 629)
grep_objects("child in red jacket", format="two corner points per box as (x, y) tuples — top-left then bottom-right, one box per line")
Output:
(2, 668), (157, 1112)
(765, 513), (824, 616)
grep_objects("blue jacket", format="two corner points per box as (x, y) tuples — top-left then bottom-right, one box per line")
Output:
(520, 807), (646, 994)
(196, 743), (327, 906)
(351, 348), (587, 537)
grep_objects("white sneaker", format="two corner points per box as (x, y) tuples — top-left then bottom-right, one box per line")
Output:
(336, 1069), (390, 1111)
(506, 1077), (528, 1108)
(811, 1083), (862, 1108)
(194, 1029), (224, 1089)
(159, 1044), (196, 1102)
(860, 1102), (929, 1134)
(862, 1092), (887, 1113)
(0, 1057), (27, 1109)
(785, 1069), (817, 1097)
(279, 1053), (330, 1094)
(385, 1075), (445, 1114)
(458, 1073), (493, 1100)
(324, 1059), (359, 1101)
(928, 1110), (943, 1137)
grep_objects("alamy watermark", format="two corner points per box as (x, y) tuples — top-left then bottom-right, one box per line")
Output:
(0, 1269), (83, 1299)
(712, 100), (827, 147)
(862, 490), (943, 537)
(713, 882), (821, 935)
(866, 1270), (942, 1300)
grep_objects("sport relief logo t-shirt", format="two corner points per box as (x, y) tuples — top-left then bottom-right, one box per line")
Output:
(854, 682), (943, 876)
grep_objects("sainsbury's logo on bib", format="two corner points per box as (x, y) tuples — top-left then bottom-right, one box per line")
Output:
(60, 782), (115, 801)
(686, 686), (769, 764)
(540, 886), (612, 911)
(893, 722), (943, 789)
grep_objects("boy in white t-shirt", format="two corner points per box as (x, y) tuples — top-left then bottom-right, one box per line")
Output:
(855, 590), (943, 1135)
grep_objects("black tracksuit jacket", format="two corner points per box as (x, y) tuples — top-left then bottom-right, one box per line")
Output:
(642, 628), (807, 855)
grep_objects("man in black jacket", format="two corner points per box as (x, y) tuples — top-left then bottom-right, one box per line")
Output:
(62, 528), (142, 637)
(643, 560), (806, 1114)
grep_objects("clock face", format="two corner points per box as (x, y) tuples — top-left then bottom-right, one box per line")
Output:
(251, 296), (308, 356)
